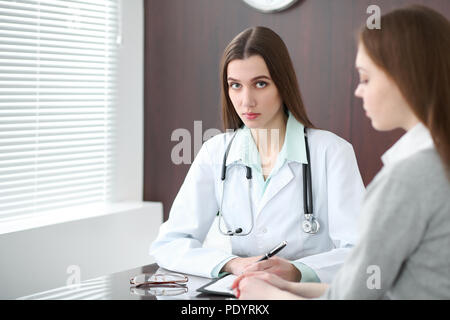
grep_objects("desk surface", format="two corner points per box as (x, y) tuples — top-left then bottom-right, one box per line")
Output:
(18, 264), (234, 300)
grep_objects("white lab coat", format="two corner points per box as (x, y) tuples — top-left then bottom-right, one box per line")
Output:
(150, 128), (365, 283)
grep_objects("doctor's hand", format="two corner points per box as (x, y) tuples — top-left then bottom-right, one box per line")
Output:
(221, 256), (264, 275)
(242, 256), (302, 282)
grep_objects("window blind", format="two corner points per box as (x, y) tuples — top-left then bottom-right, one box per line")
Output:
(0, 0), (118, 219)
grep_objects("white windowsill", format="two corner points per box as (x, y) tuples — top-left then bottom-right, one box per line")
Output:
(0, 199), (163, 299)
(0, 201), (158, 235)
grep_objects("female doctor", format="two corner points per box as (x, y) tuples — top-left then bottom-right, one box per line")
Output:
(150, 26), (365, 283)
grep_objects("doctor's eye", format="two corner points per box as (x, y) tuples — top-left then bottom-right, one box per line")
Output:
(255, 81), (268, 89)
(229, 82), (241, 89)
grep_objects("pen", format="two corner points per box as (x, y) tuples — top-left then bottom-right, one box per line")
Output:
(256, 240), (288, 262)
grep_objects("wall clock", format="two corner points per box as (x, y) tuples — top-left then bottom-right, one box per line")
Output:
(242, 0), (299, 13)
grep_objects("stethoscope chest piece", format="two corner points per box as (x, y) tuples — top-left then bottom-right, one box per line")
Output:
(302, 214), (320, 234)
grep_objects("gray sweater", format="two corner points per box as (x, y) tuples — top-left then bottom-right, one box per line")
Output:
(321, 149), (450, 299)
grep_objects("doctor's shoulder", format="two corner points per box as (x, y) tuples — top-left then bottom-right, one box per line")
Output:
(308, 128), (357, 158)
(196, 130), (235, 167)
(308, 129), (356, 164)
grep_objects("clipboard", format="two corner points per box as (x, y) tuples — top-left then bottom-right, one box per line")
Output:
(196, 273), (237, 297)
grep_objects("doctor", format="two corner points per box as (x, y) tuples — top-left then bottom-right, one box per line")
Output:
(150, 26), (365, 283)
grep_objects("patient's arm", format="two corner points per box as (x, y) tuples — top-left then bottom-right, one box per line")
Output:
(285, 281), (329, 299)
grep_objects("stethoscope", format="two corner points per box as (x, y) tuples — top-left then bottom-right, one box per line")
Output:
(218, 127), (320, 236)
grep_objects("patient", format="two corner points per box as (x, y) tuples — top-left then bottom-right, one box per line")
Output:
(232, 5), (450, 299)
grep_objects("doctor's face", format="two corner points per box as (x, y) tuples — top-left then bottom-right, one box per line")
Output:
(354, 44), (417, 131)
(227, 55), (285, 130)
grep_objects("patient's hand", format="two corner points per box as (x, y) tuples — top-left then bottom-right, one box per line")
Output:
(232, 271), (291, 292)
(232, 275), (302, 300)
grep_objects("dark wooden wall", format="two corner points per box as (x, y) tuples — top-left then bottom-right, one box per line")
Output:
(143, 0), (450, 220)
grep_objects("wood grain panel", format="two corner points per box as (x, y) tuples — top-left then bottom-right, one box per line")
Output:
(144, 0), (450, 220)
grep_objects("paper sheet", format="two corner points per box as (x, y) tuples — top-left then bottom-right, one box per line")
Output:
(203, 274), (237, 295)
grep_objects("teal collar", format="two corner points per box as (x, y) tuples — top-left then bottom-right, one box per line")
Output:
(225, 112), (308, 171)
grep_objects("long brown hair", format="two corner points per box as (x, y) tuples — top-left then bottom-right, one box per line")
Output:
(219, 26), (314, 130)
(359, 5), (450, 173)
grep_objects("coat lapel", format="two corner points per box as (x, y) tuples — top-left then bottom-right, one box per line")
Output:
(256, 162), (295, 218)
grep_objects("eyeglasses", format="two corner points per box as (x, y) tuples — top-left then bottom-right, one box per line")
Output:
(130, 273), (188, 288)
(129, 272), (188, 297)
(130, 285), (188, 297)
